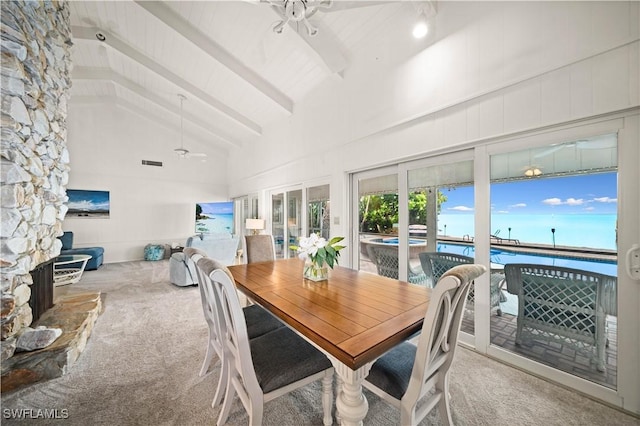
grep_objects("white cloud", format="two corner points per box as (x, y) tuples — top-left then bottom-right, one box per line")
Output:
(565, 198), (584, 206)
(585, 207), (595, 211)
(449, 205), (474, 212)
(509, 203), (527, 208)
(542, 197), (586, 206)
(542, 198), (563, 206)
(593, 197), (617, 203)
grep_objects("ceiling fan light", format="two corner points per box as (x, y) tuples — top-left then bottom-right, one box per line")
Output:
(524, 167), (542, 177)
(304, 20), (318, 36)
(273, 20), (286, 34)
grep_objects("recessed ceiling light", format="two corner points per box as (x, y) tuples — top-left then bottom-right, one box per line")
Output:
(413, 22), (428, 39)
(413, 12), (428, 39)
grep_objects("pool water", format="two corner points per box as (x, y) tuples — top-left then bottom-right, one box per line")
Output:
(437, 242), (617, 277)
(380, 238), (425, 245)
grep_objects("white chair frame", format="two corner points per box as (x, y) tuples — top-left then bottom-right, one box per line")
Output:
(363, 264), (486, 425)
(206, 264), (333, 426)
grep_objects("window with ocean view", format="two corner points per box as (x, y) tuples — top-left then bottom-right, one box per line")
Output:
(489, 135), (618, 390)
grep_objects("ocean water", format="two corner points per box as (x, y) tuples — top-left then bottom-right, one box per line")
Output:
(438, 214), (617, 250)
(195, 213), (234, 234)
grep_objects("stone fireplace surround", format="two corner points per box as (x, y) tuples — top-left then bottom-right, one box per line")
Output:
(1, 0), (87, 374)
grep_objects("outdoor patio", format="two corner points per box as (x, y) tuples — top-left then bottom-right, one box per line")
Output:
(359, 256), (618, 390)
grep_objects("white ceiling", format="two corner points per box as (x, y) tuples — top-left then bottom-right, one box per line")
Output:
(69, 1), (434, 154)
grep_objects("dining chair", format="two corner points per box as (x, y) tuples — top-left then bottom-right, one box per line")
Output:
(201, 258), (334, 426)
(363, 264), (487, 425)
(419, 251), (506, 315)
(244, 234), (276, 263)
(366, 245), (428, 285)
(504, 263), (617, 372)
(186, 249), (284, 407)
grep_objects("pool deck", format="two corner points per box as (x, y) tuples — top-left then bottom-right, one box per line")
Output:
(360, 233), (616, 259)
(439, 235), (617, 262)
(359, 250), (618, 390)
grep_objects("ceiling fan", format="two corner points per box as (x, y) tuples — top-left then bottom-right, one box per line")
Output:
(533, 134), (617, 159)
(174, 94), (207, 160)
(259, 0), (399, 36)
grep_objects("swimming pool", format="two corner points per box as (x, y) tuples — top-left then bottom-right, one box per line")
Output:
(437, 242), (617, 276)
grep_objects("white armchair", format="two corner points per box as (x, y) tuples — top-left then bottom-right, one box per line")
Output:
(169, 233), (240, 286)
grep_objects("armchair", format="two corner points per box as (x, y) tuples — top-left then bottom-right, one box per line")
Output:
(366, 245), (428, 285)
(58, 231), (104, 270)
(169, 233), (239, 286)
(419, 252), (506, 316)
(504, 263), (617, 372)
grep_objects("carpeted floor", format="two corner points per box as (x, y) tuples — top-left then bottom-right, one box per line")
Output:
(2, 260), (638, 425)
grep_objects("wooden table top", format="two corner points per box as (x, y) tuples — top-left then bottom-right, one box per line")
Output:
(227, 258), (432, 370)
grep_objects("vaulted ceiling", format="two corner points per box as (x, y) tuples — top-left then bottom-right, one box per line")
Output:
(69, 1), (435, 155)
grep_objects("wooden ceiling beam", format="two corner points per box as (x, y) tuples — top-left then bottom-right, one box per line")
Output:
(72, 25), (262, 136)
(73, 66), (241, 149)
(134, 0), (294, 115)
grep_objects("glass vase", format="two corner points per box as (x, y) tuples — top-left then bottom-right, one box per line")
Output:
(303, 259), (329, 281)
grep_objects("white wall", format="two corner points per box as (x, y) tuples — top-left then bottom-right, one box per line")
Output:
(228, 1), (640, 242)
(66, 103), (229, 262)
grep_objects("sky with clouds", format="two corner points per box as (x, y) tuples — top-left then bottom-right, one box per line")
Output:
(440, 172), (617, 215)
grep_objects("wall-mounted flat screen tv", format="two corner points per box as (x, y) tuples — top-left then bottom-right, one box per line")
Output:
(195, 201), (234, 234)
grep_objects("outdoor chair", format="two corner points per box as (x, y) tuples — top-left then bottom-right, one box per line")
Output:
(419, 252), (506, 315)
(504, 264), (617, 372)
(187, 249), (284, 407)
(366, 245), (428, 285)
(364, 264), (487, 425)
(204, 259), (334, 426)
(244, 234), (276, 263)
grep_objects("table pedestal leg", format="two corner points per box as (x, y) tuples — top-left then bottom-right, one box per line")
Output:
(330, 359), (372, 426)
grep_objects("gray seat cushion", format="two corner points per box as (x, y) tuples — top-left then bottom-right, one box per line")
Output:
(244, 304), (285, 339)
(365, 341), (416, 400)
(250, 327), (332, 393)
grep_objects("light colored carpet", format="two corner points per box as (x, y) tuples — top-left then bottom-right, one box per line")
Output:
(2, 260), (637, 425)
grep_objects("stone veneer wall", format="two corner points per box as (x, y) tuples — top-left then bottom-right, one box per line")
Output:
(1, 0), (73, 361)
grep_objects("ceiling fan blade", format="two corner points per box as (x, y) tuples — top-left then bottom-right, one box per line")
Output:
(321, 0), (394, 12)
(293, 20), (348, 73)
(533, 145), (565, 159)
(576, 136), (617, 149)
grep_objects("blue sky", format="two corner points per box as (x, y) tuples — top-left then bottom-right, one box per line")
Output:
(441, 172), (618, 215)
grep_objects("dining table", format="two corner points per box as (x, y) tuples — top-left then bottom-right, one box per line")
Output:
(227, 258), (432, 426)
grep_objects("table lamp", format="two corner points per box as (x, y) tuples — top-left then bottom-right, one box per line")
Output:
(245, 218), (265, 235)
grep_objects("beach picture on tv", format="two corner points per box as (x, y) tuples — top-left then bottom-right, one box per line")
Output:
(195, 201), (234, 234)
(66, 189), (110, 218)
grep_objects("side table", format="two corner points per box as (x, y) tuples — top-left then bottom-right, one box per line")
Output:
(54, 254), (92, 286)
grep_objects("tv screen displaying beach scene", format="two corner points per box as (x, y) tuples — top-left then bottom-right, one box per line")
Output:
(195, 201), (234, 234)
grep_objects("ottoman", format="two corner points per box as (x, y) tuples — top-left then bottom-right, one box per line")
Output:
(144, 244), (165, 261)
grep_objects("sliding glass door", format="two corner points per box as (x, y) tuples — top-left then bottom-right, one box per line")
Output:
(353, 168), (399, 277)
(488, 135), (619, 389)
(269, 183), (331, 259)
(349, 116), (639, 412)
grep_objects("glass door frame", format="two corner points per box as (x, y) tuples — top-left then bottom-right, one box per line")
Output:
(481, 115), (638, 411)
(349, 165), (399, 278)
(348, 113), (639, 414)
(268, 180), (332, 259)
